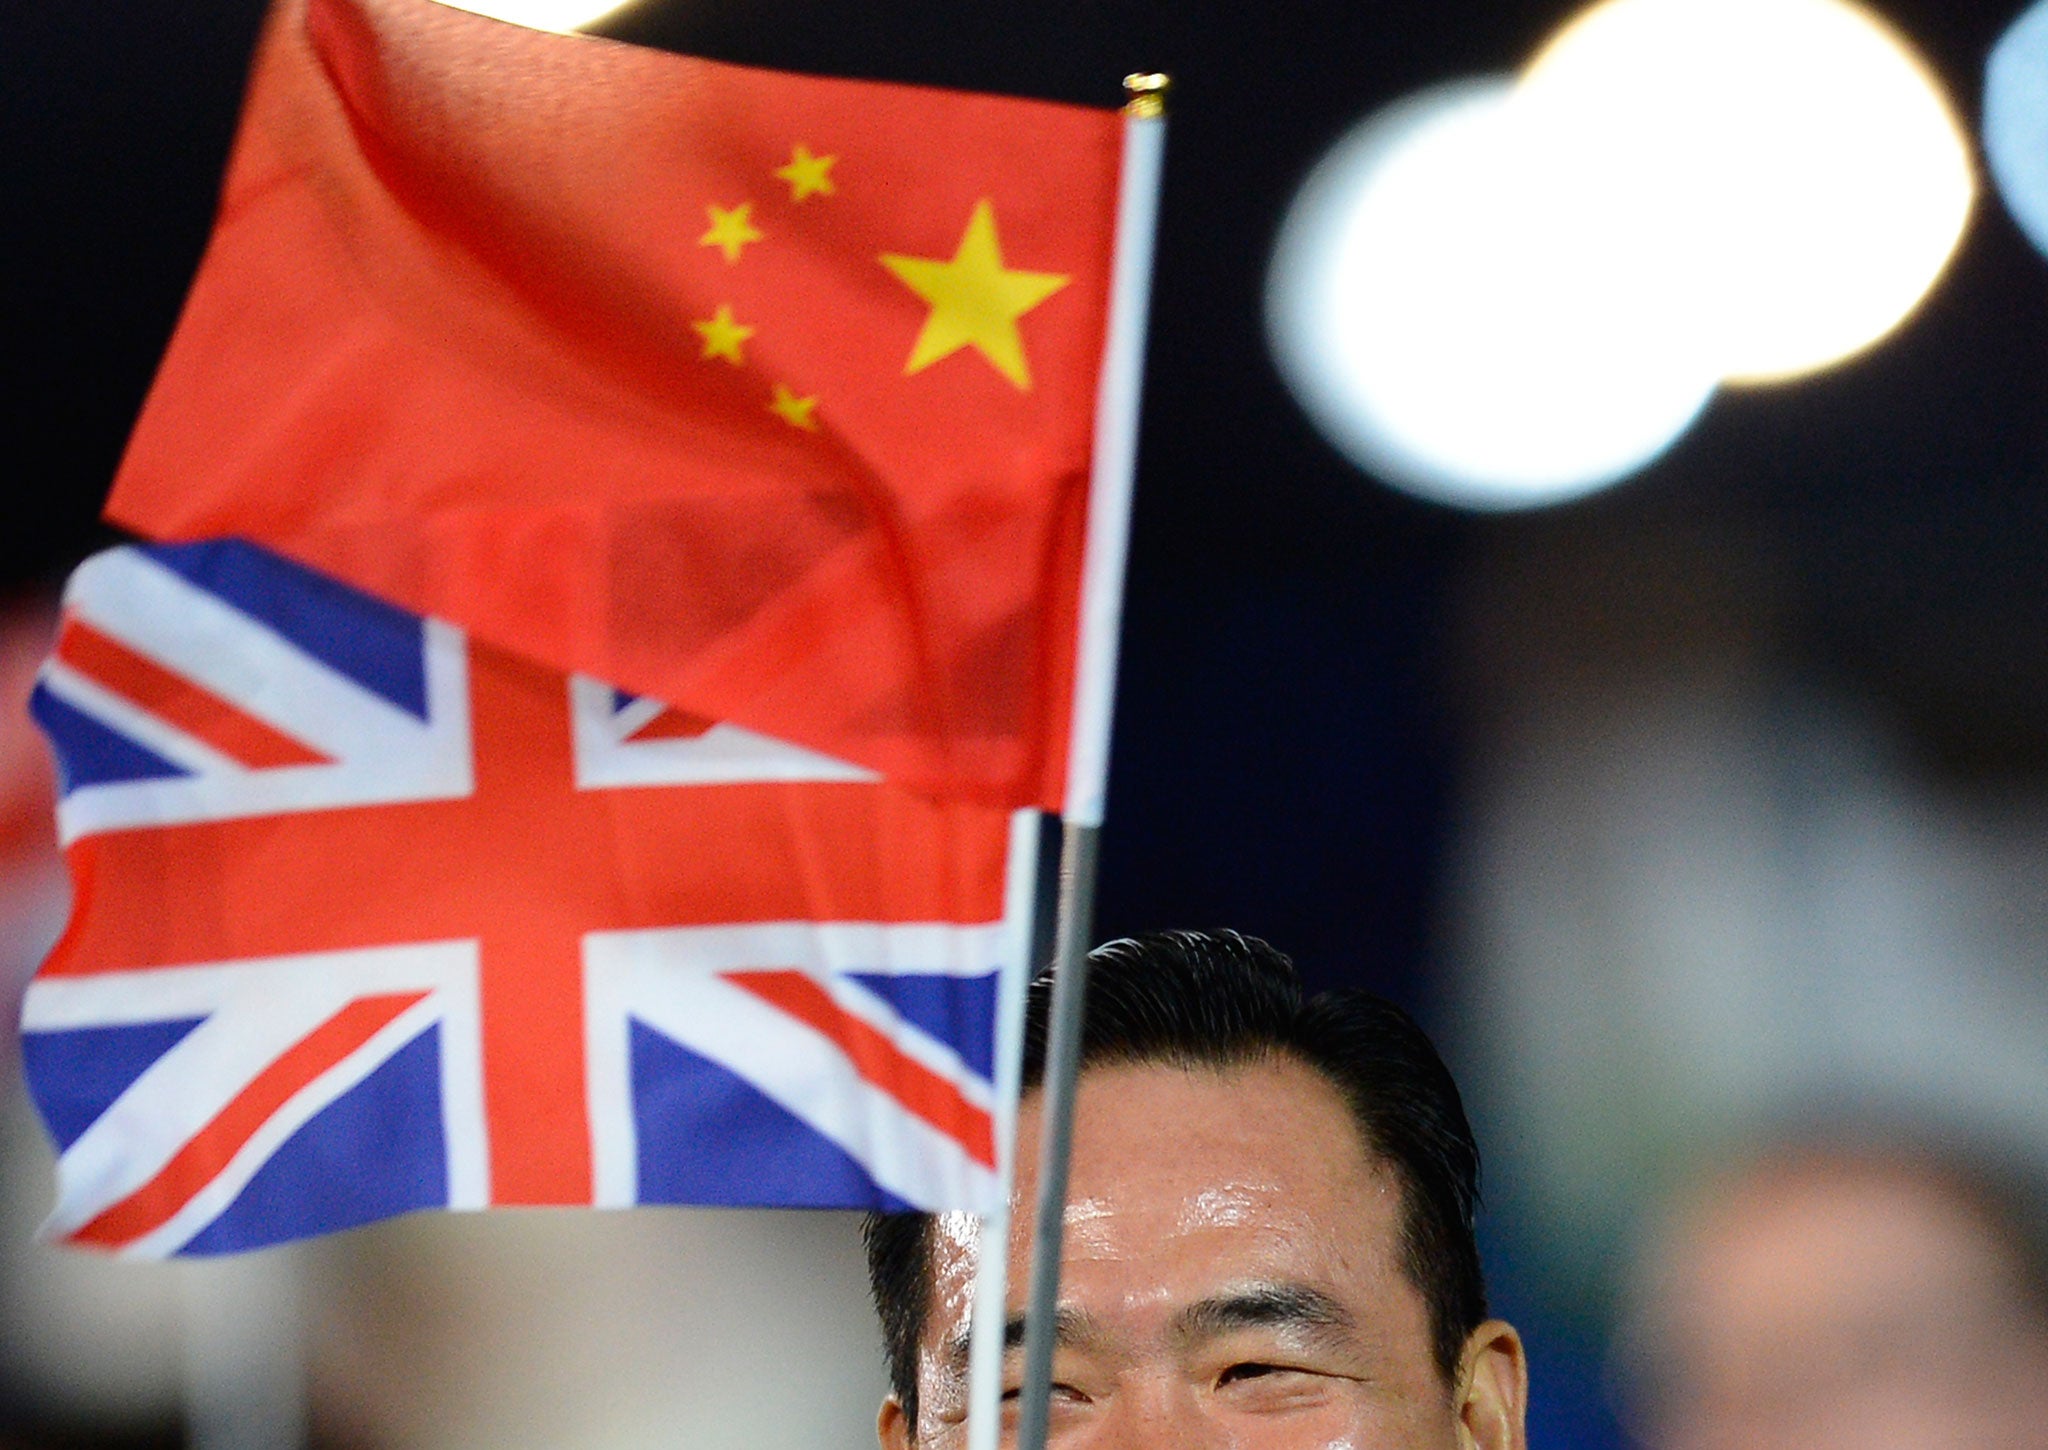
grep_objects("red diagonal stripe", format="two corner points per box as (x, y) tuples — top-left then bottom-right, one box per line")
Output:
(55, 615), (333, 769)
(70, 991), (428, 1249)
(625, 705), (717, 741)
(724, 970), (996, 1168)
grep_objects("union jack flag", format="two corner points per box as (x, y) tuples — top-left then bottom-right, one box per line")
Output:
(22, 540), (1034, 1257)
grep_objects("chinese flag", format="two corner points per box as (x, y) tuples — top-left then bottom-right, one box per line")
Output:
(104, 0), (1126, 811)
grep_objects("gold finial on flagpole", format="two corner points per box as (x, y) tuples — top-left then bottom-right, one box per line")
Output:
(1122, 73), (1170, 118)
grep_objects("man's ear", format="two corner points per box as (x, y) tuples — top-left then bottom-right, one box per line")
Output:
(1454, 1320), (1529, 1450)
(878, 1394), (912, 1450)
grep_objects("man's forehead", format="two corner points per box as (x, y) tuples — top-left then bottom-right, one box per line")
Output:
(922, 1057), (1405, 1342)
(1034, 1056), (1385, 1208)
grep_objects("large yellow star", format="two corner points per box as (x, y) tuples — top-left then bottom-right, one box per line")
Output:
(880, 200), (1069, 390)
(700, 202), (763, 264)
(692, 303), (754, 365)
(774, 145), (838, 202)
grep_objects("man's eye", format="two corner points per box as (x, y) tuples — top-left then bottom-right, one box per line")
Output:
(999, 1383), (1087, 1402)
(1219, 1362), (1289, 1384)
(1215, 1360), (1337, 1409)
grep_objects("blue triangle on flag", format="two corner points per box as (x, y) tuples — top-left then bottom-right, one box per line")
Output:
(847, 971), (999, 1082)
(182, 1025), (449, 1254)
(22, 1017), (206, 1152)
(145, 539), (430, 721)
(629, 1019), (913, 1212)
(30, 684), (191, 793)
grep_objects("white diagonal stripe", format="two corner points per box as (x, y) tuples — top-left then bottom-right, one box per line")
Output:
(65, 550), (429, 762)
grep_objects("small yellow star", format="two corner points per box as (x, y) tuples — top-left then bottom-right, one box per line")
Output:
(700, 202), (763, 263)
(774, 145), (838, 203)
(880, 199), (1069, 390)
(769, 383), (820, 431)
(692, 304), (754, 365)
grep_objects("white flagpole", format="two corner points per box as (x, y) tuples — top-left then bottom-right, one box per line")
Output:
(965, 806), (1048, 1450)
(1061, 75), (1166, 839)
(1004, 72), (1166, 1450)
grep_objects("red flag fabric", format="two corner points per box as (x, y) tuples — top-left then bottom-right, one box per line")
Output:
(104, 0), (1126, 811)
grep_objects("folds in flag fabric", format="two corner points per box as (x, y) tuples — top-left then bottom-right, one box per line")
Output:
(23, 541), (1032, 1256)
(103, 0), (1129, 811)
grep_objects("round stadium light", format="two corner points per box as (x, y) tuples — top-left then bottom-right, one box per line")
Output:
(1265, 81), (1719, 512)
(1266, 0), (1973, 512)
(1986, 0), (2048, 261)
(1518, 0), (1974, 384)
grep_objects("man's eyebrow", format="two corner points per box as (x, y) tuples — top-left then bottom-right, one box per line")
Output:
(940, 1308), (1096, 1376)
(1171, 1283), (1358, 1346)
(937, 1289), (1351, 1375)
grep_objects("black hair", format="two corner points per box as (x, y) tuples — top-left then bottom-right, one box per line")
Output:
(862, 929), (1488, 1429)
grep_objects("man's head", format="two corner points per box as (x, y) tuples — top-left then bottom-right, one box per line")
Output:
(1613, 1128), (2048, 1450)
(864, 929), (1526, 1449)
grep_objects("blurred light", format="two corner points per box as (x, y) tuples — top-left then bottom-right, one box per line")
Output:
(1266, 82), (1718, 512)
(1520, 0), (1974, 384)
(1267, 0), (1971, 513)
(1985, 0), (2048, 261)
(430, 0), (640, 32)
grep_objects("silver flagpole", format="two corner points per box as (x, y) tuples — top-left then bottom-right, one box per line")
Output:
(1009, 71), (1165, 1450)
(1012, 818), (1099, 1450)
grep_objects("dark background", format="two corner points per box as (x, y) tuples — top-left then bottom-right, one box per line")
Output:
(13, 0), (2048, 1006)
(8, 0), (2048, 1444)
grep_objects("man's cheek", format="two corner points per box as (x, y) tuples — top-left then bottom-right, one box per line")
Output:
(1218, 1395), (1454, 1450)
(911, 1365), (973, 1447)
(911, 1404), (974, 1450)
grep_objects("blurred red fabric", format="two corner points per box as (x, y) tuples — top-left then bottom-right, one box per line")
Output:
(106, 0), (1125, 809)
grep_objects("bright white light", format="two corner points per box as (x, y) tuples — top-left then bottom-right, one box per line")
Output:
(1985, 0), (2048, 261)
(1267, 82), (1719, 511)
(1519, 0), (1974, 384)
(1267, 0), (1973, 512)
(430, 0), (639, 32)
